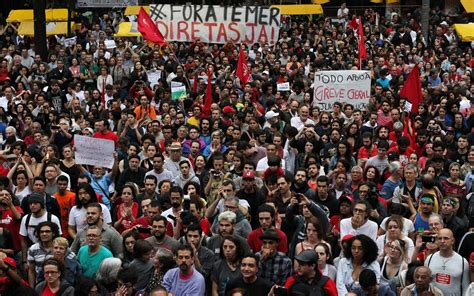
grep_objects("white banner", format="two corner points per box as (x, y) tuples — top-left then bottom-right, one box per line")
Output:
(149, 5), (281, 44)
(313, 70), (371, 111)
(76, 0), (138, 7)
(74, 135), (115, 169)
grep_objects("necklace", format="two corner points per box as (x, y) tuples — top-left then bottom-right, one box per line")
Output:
(441, 256), (451, 270)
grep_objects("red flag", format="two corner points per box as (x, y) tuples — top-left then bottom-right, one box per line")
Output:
(399, 65), (423, 114)
(358, 17), (367, 68)
(202, 69), (212, 117)
(235, 45), (250, 84)
(348, 16), (357, 30)
(137, 7), (166, 45)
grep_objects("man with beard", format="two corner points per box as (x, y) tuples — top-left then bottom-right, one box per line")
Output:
(247, 204), (288, 253)
(184, 223), (215, 293)
(206, 211), (251, 255)
(307, 163), (320, 192)
(377, 100), (393, 128)
(161, 186), (184, 230)
(117, 155), (146, 189)
(357, 132), (377, 167)
(136, 175), (160, 204)
(162, 245), (205, 296)
(291, 105), (315, 132)
(292, 168), (315, 199)
(71, 203), (123, 257)
(146, 215), (180, 252)
(225, 254), (273, 295)
(360, 112), (378, 136)
(413, 129), (429, 157)
(77, 225), (113, 279)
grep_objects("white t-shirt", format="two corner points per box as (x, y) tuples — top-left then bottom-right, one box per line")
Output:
(256, 157), (286, 173)
(19, 211), (62, 243)
(425, 252), (469, 296)
(339, 217), (378, 242)
(13, 186), (32, 203)
(68, 203), (112, 233)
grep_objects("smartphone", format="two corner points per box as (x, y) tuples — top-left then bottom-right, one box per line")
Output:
(137, 227), (151, 234)
(183, 195), (190, 211)
(51, 125), (60, 130)
(274, 287), (288, 296)
(421, 235), (436, 243)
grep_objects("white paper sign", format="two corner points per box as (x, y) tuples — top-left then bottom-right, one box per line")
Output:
(64, 37), (77, 48)
(150, 5), (281, 45)
(277, 82), (290, 91)
(74, 135), (115, 169)
(147, 70), (162, 89)
(313, 70), (371, 111)
(104, 40), (116, 49)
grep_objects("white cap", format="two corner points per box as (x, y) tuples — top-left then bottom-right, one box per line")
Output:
(265, 110), (279, 120)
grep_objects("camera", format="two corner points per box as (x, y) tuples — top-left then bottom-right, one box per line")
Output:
(421, 235), (436, 243)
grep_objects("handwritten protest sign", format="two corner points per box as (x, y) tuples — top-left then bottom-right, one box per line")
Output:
(312, 70), (371, 111)
(149, 5), (281, 44)
(74, 135), (115, 169)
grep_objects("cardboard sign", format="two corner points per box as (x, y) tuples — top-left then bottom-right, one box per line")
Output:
(149, 5), (281, 44)
(104, 40), (116, 49)
(277, 82), (290, 91)
(74, 135), (115, 168)
(313, 70), (371, 111)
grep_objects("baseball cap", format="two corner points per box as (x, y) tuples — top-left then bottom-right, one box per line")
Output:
(262, 70), (269, 75)
(242, 171), (255, 179)
(222, 106), (236, 114)
(265, 110), (279, 120)
(2, 257), (16, 269)
(342, 234), (354, 242)
(294, 249), (318, 263)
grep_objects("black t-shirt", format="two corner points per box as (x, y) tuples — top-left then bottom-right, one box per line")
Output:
(225, 276), (273, 296)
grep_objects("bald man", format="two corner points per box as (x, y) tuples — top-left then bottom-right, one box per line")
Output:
(400, 266), (443, 296)
(424, 228), (469, 296)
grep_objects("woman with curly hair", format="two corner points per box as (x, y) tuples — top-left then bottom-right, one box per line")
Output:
(336, 234), (381, 295)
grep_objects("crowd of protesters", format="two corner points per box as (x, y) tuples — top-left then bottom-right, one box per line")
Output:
(0, 2), (472, 296)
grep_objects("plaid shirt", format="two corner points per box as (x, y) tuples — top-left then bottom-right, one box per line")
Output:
(256, 251), (292, 286)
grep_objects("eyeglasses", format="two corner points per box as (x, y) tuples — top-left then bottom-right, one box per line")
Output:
(40, 230), (52, 234)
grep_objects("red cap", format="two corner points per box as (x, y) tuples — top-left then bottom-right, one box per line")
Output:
(470, 252), (474, 261)
(2, 257), (16, 268)
(242, 171), (255, 179)
(342, 234), (354, 242)
(222, 106), (236, 114)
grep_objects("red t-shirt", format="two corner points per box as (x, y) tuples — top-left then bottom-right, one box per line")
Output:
(284, 275), (338, 296)
(41, 284), (57, 296)
(0, 206), (23, 252)
(116, 203), (140, 234)
(129, 216), (173, 239)
(247, 227), (288, 253)
(93, 131), (118, 147)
